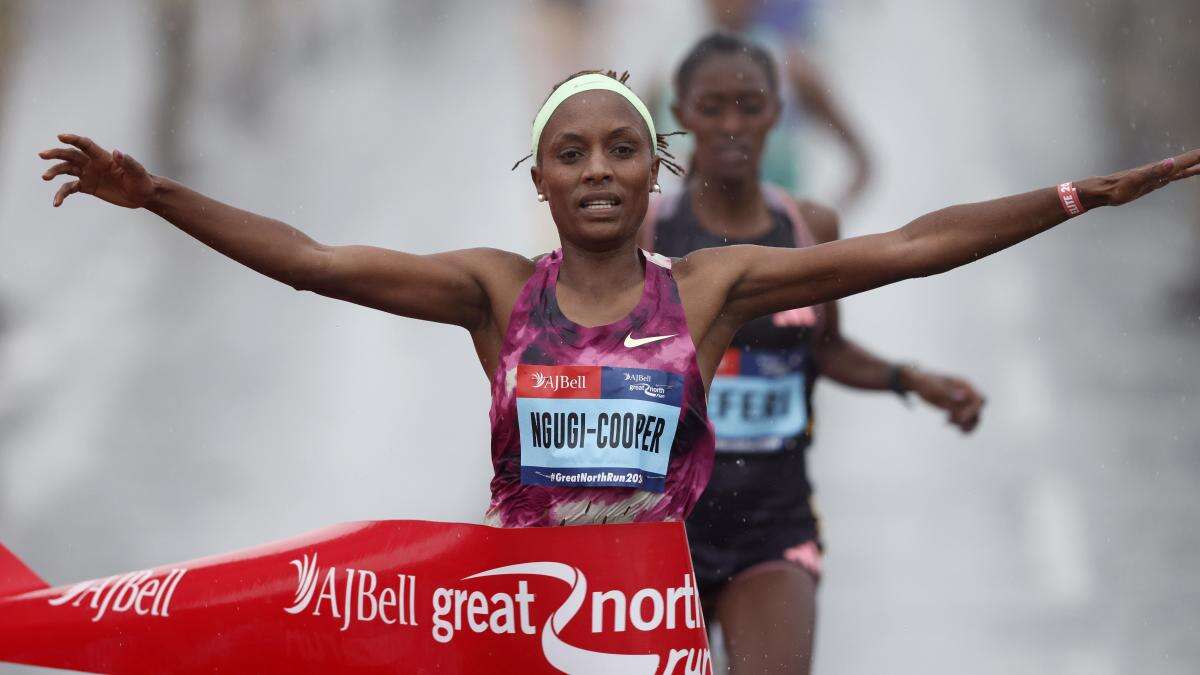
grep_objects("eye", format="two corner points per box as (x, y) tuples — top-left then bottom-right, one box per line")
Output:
(557, 148), (583, 162)
(611, 143), (636, 158)
(738, 97), (766, 115)
(692, 96), (722, 117)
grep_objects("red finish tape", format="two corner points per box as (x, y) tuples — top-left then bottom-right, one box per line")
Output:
(0, 520), (712, 674)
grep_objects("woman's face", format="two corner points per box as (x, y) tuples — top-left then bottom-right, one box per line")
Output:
(531, 91), (659, 251)
(673, 52), (779, 184)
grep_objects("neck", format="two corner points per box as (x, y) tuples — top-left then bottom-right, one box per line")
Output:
(557, 238), (644, 299)
(688, 172), (770, 238)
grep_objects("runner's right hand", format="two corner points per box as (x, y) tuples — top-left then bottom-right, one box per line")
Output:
(39, 134), (155, 209)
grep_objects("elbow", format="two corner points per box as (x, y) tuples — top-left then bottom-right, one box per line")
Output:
(910, 246), (972, 279)
(893, 228), (954, 280)
(907, 260), (954, 281)
(287, 245), (335, 293)
(288, 269), (320, 293)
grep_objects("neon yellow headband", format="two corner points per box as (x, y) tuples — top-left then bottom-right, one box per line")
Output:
(531, 73), (657, 166)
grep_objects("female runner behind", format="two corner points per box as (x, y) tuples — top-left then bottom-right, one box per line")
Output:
(642, 33), (984, 674)
(37, 72), (1200, 531)
(646, 0), (871, 205)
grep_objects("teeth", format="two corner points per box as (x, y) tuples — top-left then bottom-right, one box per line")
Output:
(584, 201), (616, 209)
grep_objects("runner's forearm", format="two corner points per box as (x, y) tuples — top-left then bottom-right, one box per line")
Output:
(720, 186), (1077, 322)
(812, 333), (895, 390)
(896, 186), (1071, 279)
(146, 176), (327, 289)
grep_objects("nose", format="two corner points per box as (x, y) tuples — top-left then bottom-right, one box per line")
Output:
(717, 109), (744, 137)
(581, 150), (614, 185)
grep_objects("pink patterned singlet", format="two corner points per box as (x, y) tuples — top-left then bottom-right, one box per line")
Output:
(484, 249), (715, 527)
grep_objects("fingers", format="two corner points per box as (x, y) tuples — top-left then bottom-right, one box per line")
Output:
(57, 133), (108, 161)
(940, 379), (984, 433)
(1160, 148), (1200, 182)
(1171, 147), (1200, 171)
(956, 411), (980, 433)
(52, 180), (80, 207)
(947, 399), (979, 432)
(42, 162), (80, 181)
(38, 147), (88, 166)
(951, 396), (984, 433)
(1114, 155), (1180, 204)
(1171, 163), (1200, 181)
(918, 375), (985, 433)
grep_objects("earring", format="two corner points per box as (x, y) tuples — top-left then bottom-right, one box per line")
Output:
(537, 193), (546, 202)
(651, 183), (662, 194)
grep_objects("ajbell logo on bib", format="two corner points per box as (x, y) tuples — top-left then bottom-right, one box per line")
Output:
(530, 372), (588, 393)
(519, 365), (600, 398)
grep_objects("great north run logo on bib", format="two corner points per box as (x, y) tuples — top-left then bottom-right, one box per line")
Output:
(516, 364), (683, 492)
(709, 348), (807, 453)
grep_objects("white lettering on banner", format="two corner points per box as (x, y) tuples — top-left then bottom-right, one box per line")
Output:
(281, 552), (710, 672)
(284, 553), (418, 632)
(431, 580), (537, 643)
(531, 372), (589, 392)
(590, 576), (699, 633)
(47, 568), (187, 622)
(664, 647), (713, 675)
(434, 563), (709, 674)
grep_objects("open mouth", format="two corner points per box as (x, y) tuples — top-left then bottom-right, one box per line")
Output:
(579, 193), (622, 211)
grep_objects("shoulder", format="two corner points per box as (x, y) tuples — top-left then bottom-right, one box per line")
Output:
(443, 247), (536, 288)
(796, 198), (840, 244)
(447, 247), (533, 269)
(671, 244), (757, 284)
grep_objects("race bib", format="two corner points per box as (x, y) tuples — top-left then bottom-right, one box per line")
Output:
(516, 365), (683, 492)
(708, 348), (808, 453)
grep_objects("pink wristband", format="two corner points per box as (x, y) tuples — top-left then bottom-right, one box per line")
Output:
(1057, 182), (1086, 217)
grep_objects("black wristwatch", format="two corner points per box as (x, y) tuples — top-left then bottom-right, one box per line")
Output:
(887, 363), (914, 402)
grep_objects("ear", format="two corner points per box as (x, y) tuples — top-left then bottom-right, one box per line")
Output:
(650, 156), (661, 189)
(530, 164), (543, 197)
(670, 101), (686, 131)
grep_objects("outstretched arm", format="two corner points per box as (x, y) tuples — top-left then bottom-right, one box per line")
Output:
(39, 134), (494, 329)
(699, 149), (1200, 325)
(801, 202), (985, 431)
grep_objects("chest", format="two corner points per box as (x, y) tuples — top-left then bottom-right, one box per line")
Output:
(553, 280), (647, 329)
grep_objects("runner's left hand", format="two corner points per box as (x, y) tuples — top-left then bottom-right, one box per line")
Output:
(908, 371), (985, 433)
(1078, 147), (1200, 208)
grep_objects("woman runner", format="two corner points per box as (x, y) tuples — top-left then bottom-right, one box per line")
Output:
(642, 33), (984, 674)
(37, 72), (1200, 534)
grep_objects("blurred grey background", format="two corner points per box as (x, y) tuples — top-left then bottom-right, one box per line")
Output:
(1, 1), (1198, 673)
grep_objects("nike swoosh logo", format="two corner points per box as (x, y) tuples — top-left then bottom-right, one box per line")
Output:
(624, 332), (677, 348)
